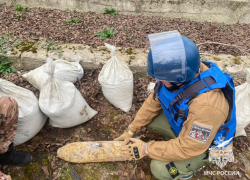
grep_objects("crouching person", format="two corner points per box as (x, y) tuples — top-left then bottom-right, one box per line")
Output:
(115, 31), (236, 180)
(0, 96), (33, 179)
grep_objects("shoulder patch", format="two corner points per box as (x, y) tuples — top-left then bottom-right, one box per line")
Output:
(188, 123), (212, 142)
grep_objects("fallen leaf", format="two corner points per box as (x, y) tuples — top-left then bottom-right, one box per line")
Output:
(140, 168), (146, 180)
(129, 165), (137, 180)
(41, 166), (50, 179)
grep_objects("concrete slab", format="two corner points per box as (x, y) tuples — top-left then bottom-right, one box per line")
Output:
(5, 42), (250, 79)
(21, 49), (47, 71)
(6, 49), (22, 70)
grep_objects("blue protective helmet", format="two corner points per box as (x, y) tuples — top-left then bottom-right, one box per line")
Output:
(147, 36), (200, 84)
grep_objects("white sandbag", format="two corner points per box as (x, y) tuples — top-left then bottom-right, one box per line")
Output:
(39, 59), (97, 128)
(22, 55), (84, 90)
(147, 82), (155, 94)
(0, 79), (47, 146)
(235, 69), (250, 137)
(98, 43), (133, 112)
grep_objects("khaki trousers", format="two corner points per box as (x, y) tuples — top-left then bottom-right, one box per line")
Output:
(146, 110), (211, 180)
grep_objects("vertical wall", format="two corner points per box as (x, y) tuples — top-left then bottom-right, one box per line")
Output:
(0, 0), (249, 24)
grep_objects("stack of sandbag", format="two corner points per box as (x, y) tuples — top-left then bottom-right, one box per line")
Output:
(235, 68), (250, 137)
(39, 58), (97, 128)
(22, 55), (84, 90)
(98, 43), (133, 112)
(0, 79), (47, 146)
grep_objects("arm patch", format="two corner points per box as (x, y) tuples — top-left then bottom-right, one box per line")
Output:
(188, 124), (212, 142)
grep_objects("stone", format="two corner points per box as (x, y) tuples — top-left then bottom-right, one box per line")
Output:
(6, 49), (22, 70)
(20, 49), (47, 71)
(7, 42), (250, 77)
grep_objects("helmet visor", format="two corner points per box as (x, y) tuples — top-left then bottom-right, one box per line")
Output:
(147, 30), (187, 83)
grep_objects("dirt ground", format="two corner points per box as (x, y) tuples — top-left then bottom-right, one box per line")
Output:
(0, 3), (250, 57)
(0, 3), (250, 180)
(0, 68), (249, 180)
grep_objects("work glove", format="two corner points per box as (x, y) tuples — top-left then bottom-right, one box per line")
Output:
(0, 171), (11, 180)
(121, 138), (148, 160)
(114, 128), (134, 141)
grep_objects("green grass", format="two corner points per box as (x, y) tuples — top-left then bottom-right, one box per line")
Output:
(66, 18), (82, 24)
(59, 165), (72, 180)
(103, 8), (118, 15)
(220, 25), (226, 30)
(95, 27), (115, 40)
(128, 36), (133, 40)
(43, 40), (61, 52)
(14, 4), (27, 12)
(15, 12), (21, 19)
(0, 61), (16, 75)
(0, 33), (23, 75)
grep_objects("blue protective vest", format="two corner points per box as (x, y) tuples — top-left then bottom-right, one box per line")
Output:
(156, 61), (236, 149)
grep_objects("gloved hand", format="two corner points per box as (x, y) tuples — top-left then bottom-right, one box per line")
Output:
(121, 138), (148, 160)
(0, 171), (12, 180)
(114, 128), (134, 141)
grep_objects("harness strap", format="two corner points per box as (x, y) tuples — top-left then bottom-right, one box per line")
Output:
(170, 77), (216, 107)
(204, 76), (216, 86)
(170, 76), (216, 121)
(153, 81), (163, 100)
(173, 105), (187, 122)
(186, 92), (199, 104)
